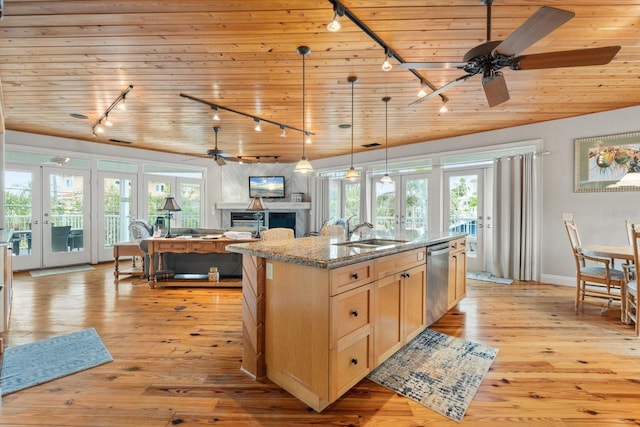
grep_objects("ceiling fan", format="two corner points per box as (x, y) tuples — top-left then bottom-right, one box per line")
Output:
(398, 0), (621, 107)
(48, 155), (70, 166)
(205, 126), (255, 166)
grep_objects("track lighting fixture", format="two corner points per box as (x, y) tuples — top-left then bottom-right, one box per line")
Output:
(280, 125), (286, 137)
(180, 93), (314, 139)
(117, 94), (127, 111)
(345, 76), (360, 181)
(380, 96), (393, 184)
(381, 49), (393, 72)
(254, 118), (262, 132)
(295, 46), (313, 174)
(439, 100), (449, 113)
(325, 0), (447, 104)
(305, 132), (312, 144)
(211, 106), (220, 121)
(91, 85), (133, 136)
(417, 80), (428, 98)
(327, 1), (344, 32)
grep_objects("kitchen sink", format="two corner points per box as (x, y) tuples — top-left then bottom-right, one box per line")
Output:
(332, 238), (407, 249)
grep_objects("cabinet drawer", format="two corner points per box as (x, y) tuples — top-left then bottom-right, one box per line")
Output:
(331, 284), (371, 347)
(330, 332), (371, 401)
(450, 238), (466, 252)
(190, 241), (219, 252)
(330, 260), (374, 295)
(374, 248), (426, 279)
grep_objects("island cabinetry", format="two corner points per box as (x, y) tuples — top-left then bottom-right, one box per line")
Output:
(372, 248), (427, 366)
(264, 258), (374, 412)
(448, 237), (467, 309)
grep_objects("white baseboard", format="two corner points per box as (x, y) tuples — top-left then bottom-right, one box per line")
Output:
(540, 274), (574, 287)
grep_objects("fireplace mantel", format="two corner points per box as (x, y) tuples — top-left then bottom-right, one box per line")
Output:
(215, 202), (311, 211)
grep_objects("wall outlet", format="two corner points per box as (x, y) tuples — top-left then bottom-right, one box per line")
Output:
(562, 213), (574, 221)
(417, 251), (424, 261)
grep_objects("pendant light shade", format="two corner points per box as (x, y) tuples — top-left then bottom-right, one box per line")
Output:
(294, 46), (313, 174)
(380, 96), (393, 184)
(346, 76), (360, 181)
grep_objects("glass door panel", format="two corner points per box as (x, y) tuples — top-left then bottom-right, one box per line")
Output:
(179, 181), (201, 228)
(42, 167), (90, 267)
(402, 176), (428, 239)
(444, 169), (486, 272)
(97, 172), (137, 262)
(145, 177), (172, 229)
(372, 174), (428, 240)
(4, 166), (42, 270)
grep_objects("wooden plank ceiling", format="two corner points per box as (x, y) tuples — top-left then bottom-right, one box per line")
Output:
(0, 1), (638, 164)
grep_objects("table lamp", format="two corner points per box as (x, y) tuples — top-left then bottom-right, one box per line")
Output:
(158, 196), (181, 237)
(246, 196), (267, 238)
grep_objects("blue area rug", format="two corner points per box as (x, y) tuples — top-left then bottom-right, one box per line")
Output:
(1, 328), (113, 396)
(367, 328), (498, 423)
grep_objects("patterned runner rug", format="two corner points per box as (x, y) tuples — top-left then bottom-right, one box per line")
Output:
(29, 264), (95, 277)
(367, 328), (498, 423)
(0, 328), (113, 396)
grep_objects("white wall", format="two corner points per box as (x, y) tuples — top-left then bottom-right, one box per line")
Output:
(4, 105), (640, 284)
(311, 105), (640, 286)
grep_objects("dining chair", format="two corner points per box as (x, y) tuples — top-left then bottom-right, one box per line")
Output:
(320, 224), (345, 237)
(563, 219), (624, 311)
(624, 224), (640, 336)
(261, 228), (294, 241)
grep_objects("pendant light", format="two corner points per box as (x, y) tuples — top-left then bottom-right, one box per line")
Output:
(345, 76), (360, 181)
(294, 46), (313, 174)
(380, 96), (393, 184)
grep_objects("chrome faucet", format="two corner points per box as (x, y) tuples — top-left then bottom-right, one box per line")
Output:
(349, 222), (374, 240)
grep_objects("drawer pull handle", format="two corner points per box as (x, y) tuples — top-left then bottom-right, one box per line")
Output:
(351, 272), (359, 280)
(351, 310), (358, 317)
(351, 358), (358, 365)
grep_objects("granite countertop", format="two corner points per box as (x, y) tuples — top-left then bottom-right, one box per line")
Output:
(225, 232), (465, 269)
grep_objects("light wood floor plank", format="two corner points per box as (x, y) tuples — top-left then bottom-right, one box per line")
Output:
(1, 263), (639, 425)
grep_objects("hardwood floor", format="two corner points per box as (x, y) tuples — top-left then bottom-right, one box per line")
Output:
(1, 262), (639, 426)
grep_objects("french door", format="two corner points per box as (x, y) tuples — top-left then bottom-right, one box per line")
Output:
(372, 174), (429, 240)
(96, 172), (138, 262)
(443, 168), (492, 273)
(5, 165), (91, 270)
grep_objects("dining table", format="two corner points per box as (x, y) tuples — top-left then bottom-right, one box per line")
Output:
(579, 243), (634, 322)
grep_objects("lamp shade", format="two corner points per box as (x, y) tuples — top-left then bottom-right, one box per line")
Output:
(294, 156), (313, 174)
(158, 196), (181, 211)
(246, 196), (268, 211)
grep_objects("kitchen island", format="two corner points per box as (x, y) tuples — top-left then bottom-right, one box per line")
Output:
(226, 232), (466, 412)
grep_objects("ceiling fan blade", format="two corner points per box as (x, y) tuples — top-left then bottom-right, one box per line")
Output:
(409, 74), (476, 106)
(396, 61), (467, 70)
(495, 6), (575, 57)
(513, 46), (621, 70)
(482, 72), (510, 107)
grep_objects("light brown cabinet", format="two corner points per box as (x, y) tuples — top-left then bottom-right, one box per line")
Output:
(1, 244), (13, 352)
(260, 245), (436, 412)
(448, 237), (467, 309)
(373, 248), (427, 366)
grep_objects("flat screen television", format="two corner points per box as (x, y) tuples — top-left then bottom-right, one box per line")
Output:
(249, 175), (286, 199)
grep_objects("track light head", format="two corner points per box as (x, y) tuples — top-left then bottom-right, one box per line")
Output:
(327, 2), (344, 32)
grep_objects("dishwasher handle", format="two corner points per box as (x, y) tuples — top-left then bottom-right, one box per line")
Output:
(427, 244), (450, 257)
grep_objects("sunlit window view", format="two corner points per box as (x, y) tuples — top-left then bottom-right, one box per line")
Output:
(448, 175), (478, 255)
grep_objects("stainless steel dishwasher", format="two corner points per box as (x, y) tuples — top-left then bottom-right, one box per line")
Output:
(426, 242), (451, 326)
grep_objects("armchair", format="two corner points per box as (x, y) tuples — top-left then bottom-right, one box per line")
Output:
(564, 220), (624, 311)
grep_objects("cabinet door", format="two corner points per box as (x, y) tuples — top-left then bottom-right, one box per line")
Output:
(455, 250), (466, 300)
(403, 264), (427, 343)
(373, 273), (403, 365)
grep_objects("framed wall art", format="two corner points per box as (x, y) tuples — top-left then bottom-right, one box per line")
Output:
(574, 130), (640, 192)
